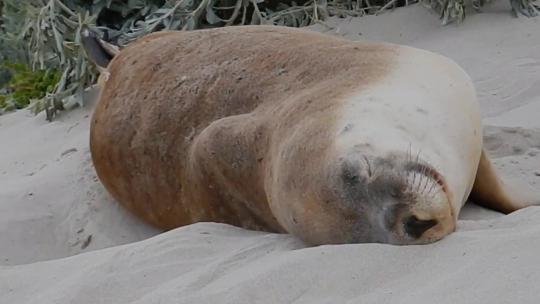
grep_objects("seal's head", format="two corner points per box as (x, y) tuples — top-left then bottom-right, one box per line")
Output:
(269, 148), (454, 246)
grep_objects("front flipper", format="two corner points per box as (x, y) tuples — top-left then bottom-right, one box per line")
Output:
(188, 113), (283, 232)
(470, 149), (539, 213)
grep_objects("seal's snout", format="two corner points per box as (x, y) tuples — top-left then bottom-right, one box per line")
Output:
(385, 203), (452, 244)
(403, 215), (438, 239)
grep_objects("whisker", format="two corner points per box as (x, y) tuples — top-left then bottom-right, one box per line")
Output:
(427, 179), (437, 195)
(363, 155), (372, 178)
(421, 166), (431, 194)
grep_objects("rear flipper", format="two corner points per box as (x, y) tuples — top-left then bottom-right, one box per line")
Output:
(80, 26), (120, 71)
(470, 149), (539, 214)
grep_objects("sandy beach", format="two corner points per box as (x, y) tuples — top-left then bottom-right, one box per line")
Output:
(1, 2), (540, 303)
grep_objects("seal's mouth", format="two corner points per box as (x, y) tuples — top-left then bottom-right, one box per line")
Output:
(403, 161), (455, 228)
(405, 162), (448, 195)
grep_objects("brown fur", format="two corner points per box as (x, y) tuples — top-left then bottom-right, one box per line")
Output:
(90, 26), (397, 233)
(471, 149), (539, 213)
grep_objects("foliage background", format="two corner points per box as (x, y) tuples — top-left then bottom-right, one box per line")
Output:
(0, 0), (538, 119)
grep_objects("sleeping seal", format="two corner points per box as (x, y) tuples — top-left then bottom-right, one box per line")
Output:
(84, 25), (539, 245)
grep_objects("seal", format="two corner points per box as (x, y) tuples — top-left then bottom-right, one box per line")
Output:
(83, 25), (539, 245)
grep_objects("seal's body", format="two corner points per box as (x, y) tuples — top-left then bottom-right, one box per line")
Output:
(86, 26), (538, 245)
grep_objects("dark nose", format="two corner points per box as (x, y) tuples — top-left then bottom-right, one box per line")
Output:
(404, 215), (438, 238)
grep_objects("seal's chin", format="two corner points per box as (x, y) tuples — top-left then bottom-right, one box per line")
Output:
(389, 163), (454, 245)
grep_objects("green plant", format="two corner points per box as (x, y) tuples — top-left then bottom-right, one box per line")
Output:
(0, 95), (7, 109)
(0, 63), (60, 111)
(0, 0), (30, 63)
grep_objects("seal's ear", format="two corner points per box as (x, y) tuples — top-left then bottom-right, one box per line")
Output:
(80, 25), (120, 72)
